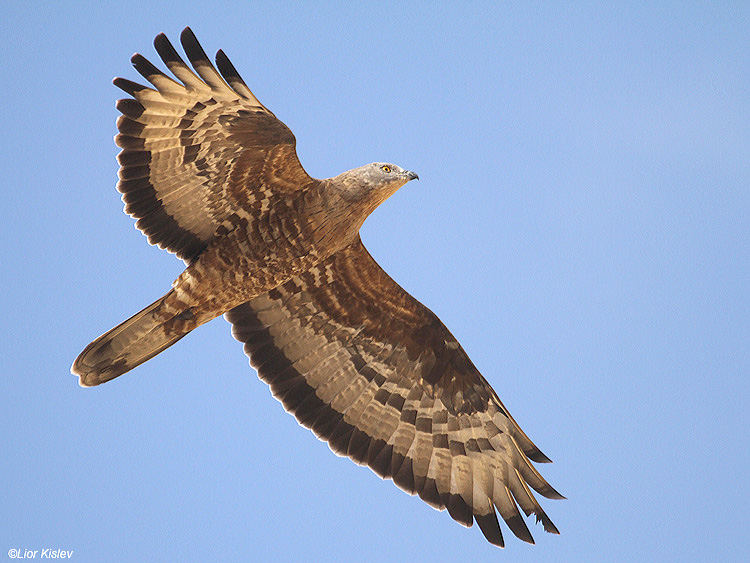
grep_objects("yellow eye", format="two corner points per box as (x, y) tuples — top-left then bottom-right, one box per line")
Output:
(381, 165), (391, 173)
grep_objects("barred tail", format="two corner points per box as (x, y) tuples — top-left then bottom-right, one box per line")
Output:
(72, 289), (191, 387)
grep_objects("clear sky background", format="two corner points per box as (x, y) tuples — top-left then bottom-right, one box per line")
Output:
(2, 2), (748, 562)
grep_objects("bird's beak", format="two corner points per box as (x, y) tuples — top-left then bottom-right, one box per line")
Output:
(404, 170), (419, 181)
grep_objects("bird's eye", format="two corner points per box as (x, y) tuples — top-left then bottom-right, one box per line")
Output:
(381, 165), (391, 173)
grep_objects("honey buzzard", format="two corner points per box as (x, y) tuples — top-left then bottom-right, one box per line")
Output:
(72, 27), (563, 547)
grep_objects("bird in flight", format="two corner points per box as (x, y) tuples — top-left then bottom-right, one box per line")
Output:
(72, 27), (563, 547)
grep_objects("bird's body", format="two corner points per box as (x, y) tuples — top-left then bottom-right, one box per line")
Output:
(74, 163), (415, 384)
(72, 27), (562, 547)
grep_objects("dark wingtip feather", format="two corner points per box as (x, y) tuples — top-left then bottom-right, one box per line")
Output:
(392, 455), (416, 494)
(537, 512), (561, 535)
(116, 114), (145, 136)
(113, 77), (148, 96)
(446, 494), (473, 527)
(216, 49), (247, 86)
(131, 53), (164, 81)
(180, 26), (211, 66)
(474, 512), (505, 548)
(117, 150), (150, 167)
(540, 484), (566, 501)
(154, 32), (184, 67)
(153, 31), (169, 48)
(115, 98), (145, 119)
(328, 422), (354, 456)
(528, 448), (553, 463)
(504, 513), (535, 544)
(368, 441), (392, 478)
(417, 478), (445, 510)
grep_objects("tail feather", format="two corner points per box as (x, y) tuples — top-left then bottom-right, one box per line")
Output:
(72, 290), (190, 387)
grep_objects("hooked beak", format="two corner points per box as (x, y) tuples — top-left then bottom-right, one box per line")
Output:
(404, 170), (419, 181)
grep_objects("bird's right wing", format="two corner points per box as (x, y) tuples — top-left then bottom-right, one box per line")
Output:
(114, 27), (316, 263)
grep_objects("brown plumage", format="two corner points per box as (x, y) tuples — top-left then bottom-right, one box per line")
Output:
(72, 27), (563, 547)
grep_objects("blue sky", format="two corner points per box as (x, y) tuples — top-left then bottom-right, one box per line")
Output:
(2, 2), (748, 561)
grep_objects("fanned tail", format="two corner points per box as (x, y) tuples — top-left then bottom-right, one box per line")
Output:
(71, 289), (190, 387)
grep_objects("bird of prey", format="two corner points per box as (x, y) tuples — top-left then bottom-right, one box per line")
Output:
(72, 27), (563, 547)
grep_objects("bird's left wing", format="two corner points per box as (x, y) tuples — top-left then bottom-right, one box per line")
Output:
(226, 237), (562, 547)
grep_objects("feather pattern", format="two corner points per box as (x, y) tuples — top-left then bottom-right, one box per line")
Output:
(226, 238), (563, 546)
(113, 27), (313, 263)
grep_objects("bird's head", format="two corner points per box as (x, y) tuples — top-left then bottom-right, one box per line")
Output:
(333, 162), (419, 207)
(361, 162), (419, 190)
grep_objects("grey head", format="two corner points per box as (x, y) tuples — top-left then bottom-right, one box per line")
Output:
(331, 162), (419, 207)
(354, 162), (419, 186)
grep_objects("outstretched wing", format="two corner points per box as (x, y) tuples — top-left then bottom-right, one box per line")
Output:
(114, 27), (316, 263)
(225, 238), (563, 547)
